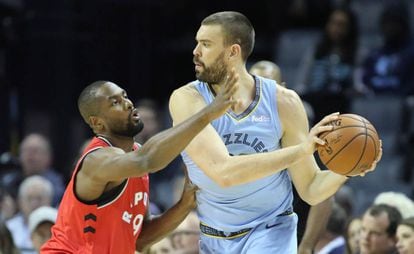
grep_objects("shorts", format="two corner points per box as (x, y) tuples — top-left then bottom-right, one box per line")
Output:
(199, 212), (298, 254)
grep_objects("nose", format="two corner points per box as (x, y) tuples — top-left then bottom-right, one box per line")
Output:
(124, 98), (134, 110)
(193, 43), (200, 56)
(360, 230), (369, 242)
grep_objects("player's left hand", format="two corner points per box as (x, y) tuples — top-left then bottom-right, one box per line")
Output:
(179, 167), (198, 209)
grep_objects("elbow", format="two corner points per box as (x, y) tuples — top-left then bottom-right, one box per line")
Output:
(215, 175), (233, 188)
(306, 198), (320, 206)
(302, 194), (333, 206)
(298, 192), (320, 206)
(208, 167), (235, 188)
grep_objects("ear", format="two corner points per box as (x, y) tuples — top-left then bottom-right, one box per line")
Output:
(89, 116), (104, 132)
(229, 44), (241, 59)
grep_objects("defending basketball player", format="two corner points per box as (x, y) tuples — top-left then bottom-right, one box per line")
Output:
(169, 11), (382, 253)
(41, 79), (238, 254)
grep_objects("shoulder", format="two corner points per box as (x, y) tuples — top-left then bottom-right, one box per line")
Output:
(170, 81), (206, 110)
(81, 147), (125, 174)
(277, 85), (303, 112)
(277, 86), (308, 134)
(171, 82), (200, 100)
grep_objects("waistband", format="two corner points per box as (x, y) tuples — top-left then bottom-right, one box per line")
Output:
(200, 208), (293, 239)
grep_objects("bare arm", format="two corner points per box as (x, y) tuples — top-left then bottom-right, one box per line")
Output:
(76, 72), (238, 200)
(136, 171), (197, 252)
(298, 198), (333, 254)
(280, 89), (348, 205)
(81, 73), (238, 183)
(169, 84), (333, 187)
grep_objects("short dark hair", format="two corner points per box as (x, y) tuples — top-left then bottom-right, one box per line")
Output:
(77, 80), (108, 123)
(201, 11), (255, 62)
(368, 204), (402, 236)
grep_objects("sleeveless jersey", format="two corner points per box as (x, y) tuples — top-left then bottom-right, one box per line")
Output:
(41, 136), (149, 254)
(181, 76), (293, 232)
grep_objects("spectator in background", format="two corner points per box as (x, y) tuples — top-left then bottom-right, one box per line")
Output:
(396, 217), (414, 254)
(147, 237), (173, 254)
(0, 221), (19, 254)
(361, 1), (414, 95)
(374, 191), (414, 219)
(345, 217), (362, 254)
(134, 99), (162, 145)
(170, 210), (199, 254)
(1, 134), (64, 207)
(28, 206), (57, 253)
(6, 175), (53, 254)
(0, 186), (17, 222)
(314, 202), (347, 254)
(360, 204), (402, 254)
(298, 7), (358, 121)
(249, 60), (282, 83)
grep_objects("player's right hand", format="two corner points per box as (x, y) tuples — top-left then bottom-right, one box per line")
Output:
(179, 167), (198, 210)
(207, 68), (239, 119)
(303, 112), (340, 154)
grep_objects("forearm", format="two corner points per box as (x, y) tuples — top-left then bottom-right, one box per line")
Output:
(135, 201), (193, 252)
(307, 171), (347, 204)
(299, 197), (333, 251)
(139, 108), (213, 172)
(218, 144), (308, 187)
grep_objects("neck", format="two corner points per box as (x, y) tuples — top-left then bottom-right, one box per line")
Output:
(97, 134), (134, 152)
(211, 66), (255, 114)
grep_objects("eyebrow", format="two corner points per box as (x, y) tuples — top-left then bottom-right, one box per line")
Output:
(108, 90), (127, 100)
(196, 38), (213, 43)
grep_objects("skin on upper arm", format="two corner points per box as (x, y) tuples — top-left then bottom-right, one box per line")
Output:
(76, 146), (150, 201)
(279, 87), (320, 202)
(169, 84), (232, 184)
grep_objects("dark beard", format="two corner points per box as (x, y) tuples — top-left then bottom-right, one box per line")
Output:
(195, 52), (227, 84)
(112, 118), (144, 137)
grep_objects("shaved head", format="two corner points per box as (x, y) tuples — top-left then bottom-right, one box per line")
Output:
(77, 81), (108, 123)
(249, 60), (282, 84)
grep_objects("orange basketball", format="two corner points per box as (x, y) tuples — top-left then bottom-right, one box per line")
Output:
(317, 113), (380, 176)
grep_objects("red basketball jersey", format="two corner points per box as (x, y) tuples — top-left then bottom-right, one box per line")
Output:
(41, 136), (149, 254)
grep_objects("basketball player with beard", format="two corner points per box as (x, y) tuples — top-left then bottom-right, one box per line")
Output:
(41, 79), (238, 254)
(169, 11), (382, 253)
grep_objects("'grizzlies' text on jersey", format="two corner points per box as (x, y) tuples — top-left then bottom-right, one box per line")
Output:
(181, 76), (293, 232)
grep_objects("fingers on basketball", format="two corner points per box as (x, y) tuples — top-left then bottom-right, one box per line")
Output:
(317, 113), (381, 177)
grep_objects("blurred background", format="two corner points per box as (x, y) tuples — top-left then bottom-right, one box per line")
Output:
(0, 0), (413, 227)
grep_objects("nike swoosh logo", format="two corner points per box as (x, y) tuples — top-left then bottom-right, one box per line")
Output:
(265, 223), (282, 229)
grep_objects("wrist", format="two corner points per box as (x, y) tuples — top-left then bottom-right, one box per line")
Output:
(178, 198), (196, 211)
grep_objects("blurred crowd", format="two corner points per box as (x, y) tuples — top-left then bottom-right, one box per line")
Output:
(0, 0), (414, 253)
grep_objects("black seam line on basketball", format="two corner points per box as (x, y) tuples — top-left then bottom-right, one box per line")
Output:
(340, 115), (368, 124)
(343, 116), (368, 175)
(325, 133), (366, 166)
(326, 125), (377, 133)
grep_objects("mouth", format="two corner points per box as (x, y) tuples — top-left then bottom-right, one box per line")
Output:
(131, 108), (140, 121)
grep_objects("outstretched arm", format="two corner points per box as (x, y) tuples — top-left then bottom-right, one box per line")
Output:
(298, 198), (333, 254)
(169, 85), (335, 188)
(136, 170), (197, 252)
(80, 70), (239, 185)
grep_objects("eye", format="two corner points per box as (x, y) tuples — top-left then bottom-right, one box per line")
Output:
(112, 99), (120, 105)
